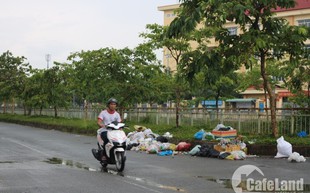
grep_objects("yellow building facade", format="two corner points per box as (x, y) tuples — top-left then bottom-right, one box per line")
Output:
(158, 1), (310, 109)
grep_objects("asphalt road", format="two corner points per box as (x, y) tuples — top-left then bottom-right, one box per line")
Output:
(0, 122), (309, 193)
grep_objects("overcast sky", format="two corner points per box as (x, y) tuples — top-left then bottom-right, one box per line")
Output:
(0, 0), (178, 69)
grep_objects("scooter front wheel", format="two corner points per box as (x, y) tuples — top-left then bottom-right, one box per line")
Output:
(115, 152), (125, 172)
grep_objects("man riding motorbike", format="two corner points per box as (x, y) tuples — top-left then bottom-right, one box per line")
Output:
(92, 98), (121, 162)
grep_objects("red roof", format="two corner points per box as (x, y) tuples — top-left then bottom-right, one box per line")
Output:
(272, 0), (310, 12)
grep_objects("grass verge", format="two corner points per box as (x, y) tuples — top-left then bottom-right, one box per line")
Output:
(0, 113), (309, 146)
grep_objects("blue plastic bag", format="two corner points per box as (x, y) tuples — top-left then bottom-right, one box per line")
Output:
(297, 131), (307, 138)
(194, 129), (205, 140)
(157, 150), (173, 156)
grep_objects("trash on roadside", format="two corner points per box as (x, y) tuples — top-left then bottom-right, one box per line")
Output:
(194, 129), (215, 141)
(146, 143), (160, 154)
(163, 132), (173, 139)
(211, 123), (237, 138)
(144, 128), (157, 139)
(297, 131), (307, 138)
(125, 125), (179, 156)
(159, 143), (171, 151)
(213, 138), (242, 153)
(158, 150), (173, 156)
(219, 152), (231, 159)
(169, 143), (177, 151)
(134, 125), (147, 132)
(189, 145), (201, 156)
(205, 132), (215, 140)
(214, 144), (240, 152)
(176, 142), (191, 151)
(248, 139), (257, 144)
(230, 150), (247, 160)
(196, 144), (220, 158)
(156, 136), (169, 143)
(194, 129), (206, 140)
(275, 136), (292, 158)
(288, 152), (306, 162)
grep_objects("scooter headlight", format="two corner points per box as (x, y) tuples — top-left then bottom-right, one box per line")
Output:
(113, 142), (126, 147)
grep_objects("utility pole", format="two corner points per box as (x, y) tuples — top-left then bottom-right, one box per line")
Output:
(45, 54), (51, 69)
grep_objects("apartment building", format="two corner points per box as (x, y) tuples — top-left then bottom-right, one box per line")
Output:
(158, 1), (310, 109)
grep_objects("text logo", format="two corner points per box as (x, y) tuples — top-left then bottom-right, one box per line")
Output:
(232, 165), (304, 193)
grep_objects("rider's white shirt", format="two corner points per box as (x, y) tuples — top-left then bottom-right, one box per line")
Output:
(97, 109), (121, 134)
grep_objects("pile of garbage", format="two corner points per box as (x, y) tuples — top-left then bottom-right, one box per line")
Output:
(189, 136), (248, 160)
(126, 125), (191, 156)
(126, 125), (308, 162)
(190, 124), (248, 160)
(193, 124), (238, 141)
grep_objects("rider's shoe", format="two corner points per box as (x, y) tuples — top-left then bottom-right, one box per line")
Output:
(101, 155), (108, 164)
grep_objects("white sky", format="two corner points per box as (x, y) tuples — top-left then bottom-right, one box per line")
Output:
(0, 0), (178, 69)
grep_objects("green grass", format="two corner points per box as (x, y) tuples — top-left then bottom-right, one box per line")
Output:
(0, 113), (309, 146)
(0, 113), (98, 135)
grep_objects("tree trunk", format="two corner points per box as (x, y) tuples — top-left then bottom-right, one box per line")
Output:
(260, 52), (278, 138)
(84, 99), (88, 120)
(264, 88), (269, 121)
(23, 104), (26, 115)
(40, 106), (43, 115)
(307, 82), (310, 108)
(215, 90), (220, 119)
(54, 106), (58, 117)
(27, 108), (32, 116)
(11, 98), (15, 114)
(175, 88), (180, 128)
(3, 99), (6, 113)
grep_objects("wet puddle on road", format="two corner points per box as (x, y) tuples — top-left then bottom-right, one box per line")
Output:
(196, 176), (234, 189)
(196, 175), (310, 192)
(43, 157), (96, 171)
(43, 157), (186, 192)
(0, 161), (16, 164)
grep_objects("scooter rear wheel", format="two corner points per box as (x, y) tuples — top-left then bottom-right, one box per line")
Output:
(115, 152), (125, 172)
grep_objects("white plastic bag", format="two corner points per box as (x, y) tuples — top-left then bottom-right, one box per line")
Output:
(230, 150), (247, 160)
(189, 145), (201, 156)
(288, 152), (306, 162)
(275, 136), (292, 158)
(163, 132), (173, 139)
(214, 123), (225, 131)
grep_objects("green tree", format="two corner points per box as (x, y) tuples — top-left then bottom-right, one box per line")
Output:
(140, 23), (192, 127)
(68, 46), (168, 117)
(0, 51), (30, 113)
(168, 0), (309, 137)
(43, 64), (72, 117)
(21, 69), (48, 115)
(180, 45), (239, 110)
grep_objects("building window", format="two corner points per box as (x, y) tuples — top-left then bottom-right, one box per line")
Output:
(283, 97), (288, 103)
(297, 19), (310, 27)
(166, 13), (175, 18)
(304, 44), (310, 58)
(227, 27), (237, 35)
(272, 76), (284, 82)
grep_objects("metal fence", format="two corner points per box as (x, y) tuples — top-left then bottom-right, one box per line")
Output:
(126, 108), (310, 135)
(2, 107), (310, 135)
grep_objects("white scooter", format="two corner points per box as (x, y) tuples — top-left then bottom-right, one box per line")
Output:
(92, 121), (128, 172)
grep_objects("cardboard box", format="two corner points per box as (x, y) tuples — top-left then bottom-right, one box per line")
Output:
(214, 144), (240, 152)
(211, 130), (237, 138)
